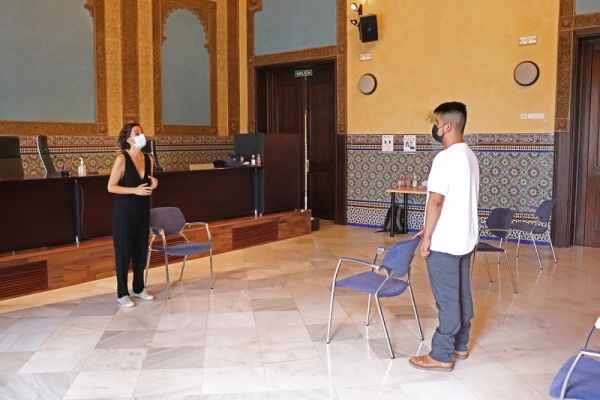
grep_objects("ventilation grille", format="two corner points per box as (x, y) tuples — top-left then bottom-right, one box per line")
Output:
(0, 261), (48, 300)
(232, 221), (278, 249)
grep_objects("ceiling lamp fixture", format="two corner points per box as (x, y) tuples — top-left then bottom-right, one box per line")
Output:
(350, 3), (363, 15)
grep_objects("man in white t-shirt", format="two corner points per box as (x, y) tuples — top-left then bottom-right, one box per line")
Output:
(409, 102), (479, 372)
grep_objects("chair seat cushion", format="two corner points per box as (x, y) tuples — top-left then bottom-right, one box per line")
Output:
(549, 354), (600, 398)
(153, 242), (211, 257)
(510, 221), (548, 234)
(336, 272), (408, 297)
(475, 242), (506, 253)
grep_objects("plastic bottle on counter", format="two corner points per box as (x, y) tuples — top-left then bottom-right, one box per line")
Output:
(413, 175), (418, 188)
(251, 154), (256, 166)
(78, 158), (87, 176)
(256, 153), (261, 166)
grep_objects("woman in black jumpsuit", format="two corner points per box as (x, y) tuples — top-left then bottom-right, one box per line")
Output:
(108, 123), (158, 307)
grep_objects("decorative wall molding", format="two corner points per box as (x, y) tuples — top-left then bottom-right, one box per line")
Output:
(122, 0), (140, 125)
(227, 0), (240, 135)
(19, 134), (234, 175)
(247, 0), (262, 13)
(163, 124), (213, 136)
(0, 0), (108, 136)
(254, 46), (337, 66)
(153, 0), (217, 135)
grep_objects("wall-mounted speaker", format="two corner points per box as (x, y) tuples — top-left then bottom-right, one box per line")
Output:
(359, 14), (378, 43)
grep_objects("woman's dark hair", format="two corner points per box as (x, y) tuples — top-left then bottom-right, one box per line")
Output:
(117, 122), (140, 150)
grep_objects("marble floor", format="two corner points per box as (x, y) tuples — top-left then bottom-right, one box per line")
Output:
(0, 222), (599, 400)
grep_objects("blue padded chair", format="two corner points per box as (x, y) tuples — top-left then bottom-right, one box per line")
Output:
(510, 199), (557, 270)
(549, 316), (600, 399)
(145, 207), (213, 299)
(472, 208), (517, 293)
(326, 237), (423, 359)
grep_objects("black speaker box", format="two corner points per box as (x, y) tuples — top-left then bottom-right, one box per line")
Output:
(359, 14), (378, 43)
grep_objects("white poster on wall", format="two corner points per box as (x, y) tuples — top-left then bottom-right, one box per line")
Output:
(403, 135), (416, 153)
(382, 135), (394, 152)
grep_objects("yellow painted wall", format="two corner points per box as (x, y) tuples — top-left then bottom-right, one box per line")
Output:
(347, 0), (560, 134)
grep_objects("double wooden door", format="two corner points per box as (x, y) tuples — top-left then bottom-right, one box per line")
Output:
(575, 38), (600, 247)
(256, 62), (336, 221)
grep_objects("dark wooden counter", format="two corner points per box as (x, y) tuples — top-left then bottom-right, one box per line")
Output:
(0, 167), (258, 254)
(0, 174), (76, 253)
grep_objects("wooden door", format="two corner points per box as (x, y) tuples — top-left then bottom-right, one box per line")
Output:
(575, 39), (600, 247)
(307, 65), (336, 220)
(261, 62), (337, 221)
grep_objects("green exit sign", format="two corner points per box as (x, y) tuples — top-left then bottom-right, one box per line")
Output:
(295, 69), (313, 77)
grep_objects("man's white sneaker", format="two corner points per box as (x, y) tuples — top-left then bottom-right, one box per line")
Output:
(132, 289), (155, 300)
(118, 295), (135, 308)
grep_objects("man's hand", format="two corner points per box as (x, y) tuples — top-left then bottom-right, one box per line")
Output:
(419, 236), (431, 258)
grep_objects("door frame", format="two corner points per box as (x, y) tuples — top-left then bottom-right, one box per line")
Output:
(253, 59), (347, 225)
(555, 27), (600, 247)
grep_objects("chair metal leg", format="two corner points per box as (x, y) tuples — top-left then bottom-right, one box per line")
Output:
(497, 238), (503, 267)
(560, 352), (584, 400)
(366, 294), (372, 326)
(408, 284), (424, 340)
(179, 257), (188, 282)
(144, 247), (152, 285)
(164, 252), (172, 299)
(515, 232), (522, 257)
(483, 253), (493, 282)
(375, 296), (394, 359)
(209, 248), (214, 289)
(547, 232), (557, 263)
(326, 284), (337, 344)
(531, 236), (543, 270)
(504, 251), (517, 294)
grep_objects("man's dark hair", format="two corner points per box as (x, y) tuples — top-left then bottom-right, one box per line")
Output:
(117, 122), (140, 150)
(434, 102), (467, 134)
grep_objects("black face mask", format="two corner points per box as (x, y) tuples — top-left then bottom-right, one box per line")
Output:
(431, 123), (447, 143)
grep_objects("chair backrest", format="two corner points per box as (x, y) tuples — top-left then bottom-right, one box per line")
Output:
(535, 199), (556, 223)
(381, 237), (421, 279)
(142, 139), (163, 171)
(149, 207), (187, 236)
(0, 136), (24, 177)
(486, 208), (515, 239)
(36, 135), (57, 174)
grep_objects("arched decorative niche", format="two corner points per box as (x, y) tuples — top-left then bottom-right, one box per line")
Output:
(0, 0), (107, 135)
(153, 0), (217, 135)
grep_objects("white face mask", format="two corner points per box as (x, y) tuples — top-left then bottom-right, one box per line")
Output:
(131, 133), (147, 149)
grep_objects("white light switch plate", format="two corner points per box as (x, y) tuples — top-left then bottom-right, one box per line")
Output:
(527, 113), (545, 120)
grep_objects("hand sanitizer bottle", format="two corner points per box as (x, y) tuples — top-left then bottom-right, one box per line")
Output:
(78, 158), (87, 176)
(251, 154), (256, 166)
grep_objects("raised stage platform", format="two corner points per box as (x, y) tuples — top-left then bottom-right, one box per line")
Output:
(0, 210), (311, 300)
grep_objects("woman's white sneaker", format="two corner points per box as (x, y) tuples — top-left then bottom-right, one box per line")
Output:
(118, 295), (135, 308)
(132, 289), (154, 300)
